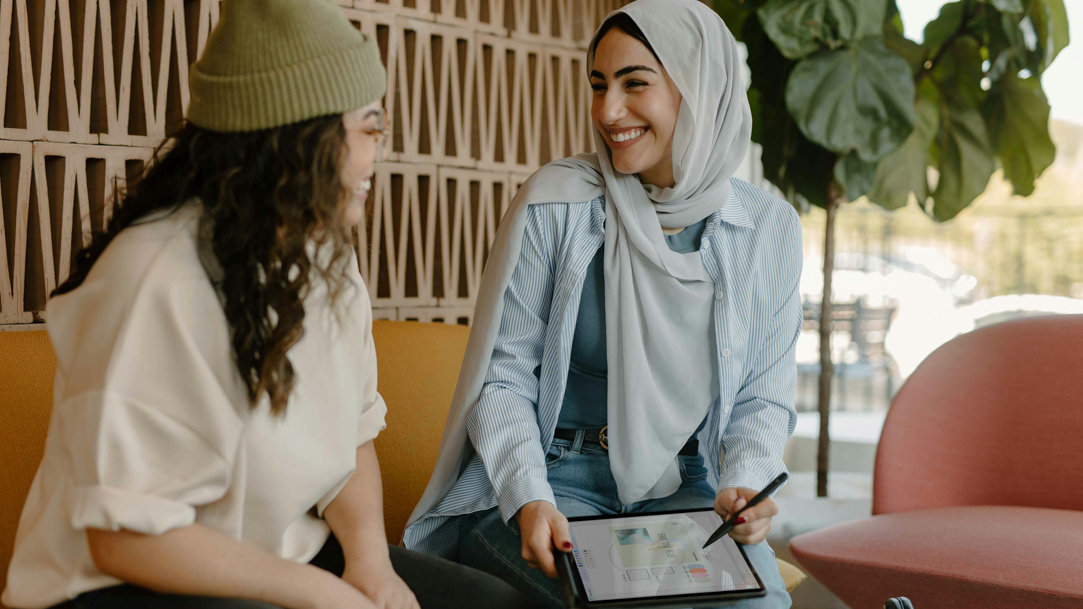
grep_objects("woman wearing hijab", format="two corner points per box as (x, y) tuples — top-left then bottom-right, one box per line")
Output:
(1, 2), (540, 609)
(404, 0), (798, 606)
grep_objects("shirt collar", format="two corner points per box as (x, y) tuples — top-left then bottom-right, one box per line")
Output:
(703, 187), (756, 242)
(718, 187), (756, 229)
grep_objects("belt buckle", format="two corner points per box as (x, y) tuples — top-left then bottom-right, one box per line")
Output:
(599, 425), (608, 450)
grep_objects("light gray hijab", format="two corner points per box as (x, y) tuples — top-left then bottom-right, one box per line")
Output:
(593, 0), (752, 503)
(408, 0), (752, 520)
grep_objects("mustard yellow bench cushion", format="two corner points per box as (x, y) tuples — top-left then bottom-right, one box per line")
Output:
(370, 320), (470, 544)
(1, 330), (56, 609)
(0, 321), (802, 606)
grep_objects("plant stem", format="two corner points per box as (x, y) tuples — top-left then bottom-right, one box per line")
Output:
(816, 195), (839, 498)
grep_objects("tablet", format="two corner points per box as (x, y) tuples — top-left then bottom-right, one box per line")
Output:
(556, 508), (766, 608)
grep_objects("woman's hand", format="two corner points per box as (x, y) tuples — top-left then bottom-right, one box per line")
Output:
(515, 500), (573, 578)
(713, 486), (778, 545)
(307, 574), (378, 609)
(342, 561), (419, 609)
(324, 442), (417, 609)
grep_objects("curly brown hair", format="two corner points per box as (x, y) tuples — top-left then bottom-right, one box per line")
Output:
(54, 115), (355, 416)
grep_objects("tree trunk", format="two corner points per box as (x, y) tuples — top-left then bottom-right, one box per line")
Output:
(816, 197), (839, 498)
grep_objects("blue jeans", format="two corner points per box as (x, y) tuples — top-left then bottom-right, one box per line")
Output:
(458, 436), (791, 608)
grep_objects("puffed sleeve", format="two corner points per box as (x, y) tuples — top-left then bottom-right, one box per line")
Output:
(48, 249), (246, 536)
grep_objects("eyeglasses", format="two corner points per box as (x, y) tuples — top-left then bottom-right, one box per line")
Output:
(362, 110), (390, 162)
(344, 107), (391, 162)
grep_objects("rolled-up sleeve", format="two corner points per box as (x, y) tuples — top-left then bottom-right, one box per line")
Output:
(54, 269), (245, 535)
(355, 320), (388, 447)
(61, 388), (240, 535)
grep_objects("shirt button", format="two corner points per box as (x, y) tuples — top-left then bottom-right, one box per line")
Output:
(714, 291), (724, 300)
(721, 348), (731, 357)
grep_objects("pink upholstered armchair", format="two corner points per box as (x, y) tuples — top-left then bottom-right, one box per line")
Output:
(789, 315), (1083, 608)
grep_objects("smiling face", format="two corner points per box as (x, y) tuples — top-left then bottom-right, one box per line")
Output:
(339, 101), (386, 227)
(590, 28), (682, 188)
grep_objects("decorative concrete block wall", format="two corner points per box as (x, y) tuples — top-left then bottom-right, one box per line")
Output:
(0, 0), (625, 325)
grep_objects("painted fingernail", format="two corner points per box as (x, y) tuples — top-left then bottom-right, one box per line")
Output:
(563, 542), (573, 549)
(736, 517), (747, 524)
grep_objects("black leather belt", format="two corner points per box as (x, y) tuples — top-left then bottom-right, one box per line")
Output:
(553, 426), (700, 456)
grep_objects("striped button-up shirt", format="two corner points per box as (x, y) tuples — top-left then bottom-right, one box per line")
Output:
(404, 178), (802, 557)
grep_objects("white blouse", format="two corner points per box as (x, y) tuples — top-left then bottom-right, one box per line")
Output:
(2, 204), (387, 608)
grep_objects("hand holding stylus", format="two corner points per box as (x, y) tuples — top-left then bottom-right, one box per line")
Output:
(705, 472), (788, 548)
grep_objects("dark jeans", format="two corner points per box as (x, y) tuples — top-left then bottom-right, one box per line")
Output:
(50, 534), (541, 609)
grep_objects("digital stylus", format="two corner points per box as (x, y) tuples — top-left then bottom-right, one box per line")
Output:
(701, 471), (788, 549)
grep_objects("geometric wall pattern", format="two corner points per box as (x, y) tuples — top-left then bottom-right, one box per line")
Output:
(1, 0), (627, 326)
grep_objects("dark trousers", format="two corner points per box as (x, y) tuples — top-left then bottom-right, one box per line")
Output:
(50, 535), (542, 609)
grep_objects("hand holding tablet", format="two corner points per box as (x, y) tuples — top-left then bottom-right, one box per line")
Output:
(517, 500), (575, 578)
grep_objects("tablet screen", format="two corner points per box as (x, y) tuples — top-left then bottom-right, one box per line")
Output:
(565, 509), (763, 604)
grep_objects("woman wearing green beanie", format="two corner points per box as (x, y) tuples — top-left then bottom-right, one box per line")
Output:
(0, 2), (537, 609)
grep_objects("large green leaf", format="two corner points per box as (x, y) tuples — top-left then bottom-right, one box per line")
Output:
(785, 38), (915, 162)
(1028, 0), (1070, 71)
(986, 11), (1027, 82)
(986, 73), (1055, 196)
(834, 151), (877, 200)
(921, 1), (966, 57)
(757, 0), (886, 59)
(885, 0), (904, 34)
(867, 80), (939, 211)
(929, 92), (995, 221)
(969, 1), (1066, 79)
(931, 35), (985, 107)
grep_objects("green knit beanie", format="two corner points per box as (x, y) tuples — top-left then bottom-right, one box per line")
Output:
(188, 0), (387, 132)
